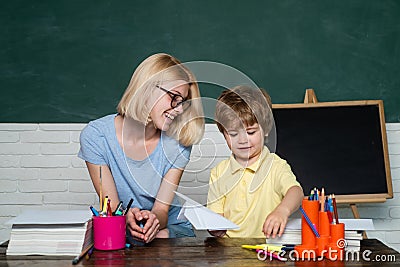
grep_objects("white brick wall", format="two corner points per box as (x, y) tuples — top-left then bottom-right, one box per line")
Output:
(0, 123), (98, 245)
(0, 123), (399, 252)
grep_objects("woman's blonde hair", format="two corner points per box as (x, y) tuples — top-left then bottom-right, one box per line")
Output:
(215, 85), (273, 136)
(117, 53), (204, 146)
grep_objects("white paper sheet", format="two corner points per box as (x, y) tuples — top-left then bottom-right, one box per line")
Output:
(339, 219), (375, 230)
(6, 210), (92, 225)
(175, 191), (239, 230)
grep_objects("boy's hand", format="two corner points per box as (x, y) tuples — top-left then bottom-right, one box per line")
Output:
(262, 206), (290, 239)
(207, 229), (227, 237)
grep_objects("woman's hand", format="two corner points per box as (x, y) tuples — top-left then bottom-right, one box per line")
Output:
(139, 210), (160, 243)
(126, 207), (160, 243)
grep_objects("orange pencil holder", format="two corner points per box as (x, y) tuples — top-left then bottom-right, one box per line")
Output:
(296, 190), (345, 260)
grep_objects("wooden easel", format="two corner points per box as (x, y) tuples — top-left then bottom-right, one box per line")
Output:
(303, 89), (368, 239)
(303, 88), (319, 104)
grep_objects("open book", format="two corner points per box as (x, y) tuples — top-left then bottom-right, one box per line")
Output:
(175, 191), (239, 230)
(6, 210), (93, 256)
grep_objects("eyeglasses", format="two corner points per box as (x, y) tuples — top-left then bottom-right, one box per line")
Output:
(156, 85), (191, 110)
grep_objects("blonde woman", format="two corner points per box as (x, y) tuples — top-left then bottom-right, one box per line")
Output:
(79, 53), (204, 243)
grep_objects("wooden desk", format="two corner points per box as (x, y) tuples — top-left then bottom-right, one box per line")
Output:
(1, 238), (399, 266)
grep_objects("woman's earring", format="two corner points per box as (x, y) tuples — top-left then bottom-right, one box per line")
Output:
(145, 116), (152, 126)
(146, 116), (157, 129)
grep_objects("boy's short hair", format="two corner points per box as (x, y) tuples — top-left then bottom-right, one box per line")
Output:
(215, 85), (273, 135)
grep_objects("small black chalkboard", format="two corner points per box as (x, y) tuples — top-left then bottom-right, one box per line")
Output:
(271, 96), (392, 204)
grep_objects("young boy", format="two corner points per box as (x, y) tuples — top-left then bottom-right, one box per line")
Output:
(207, 85), (304, 238)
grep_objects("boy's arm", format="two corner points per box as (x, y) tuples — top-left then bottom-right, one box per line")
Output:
(262, 185), (304, 239)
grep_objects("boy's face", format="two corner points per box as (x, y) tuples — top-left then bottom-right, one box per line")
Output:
(223, 122), (264, 166)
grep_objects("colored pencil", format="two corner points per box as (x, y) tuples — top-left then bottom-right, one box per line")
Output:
(320, 188), (325, 211)
(72, 243), (94, 265)
(99, 166), (103, 211)
(332, 194), (339, 224)
(299, 206), (320, 237)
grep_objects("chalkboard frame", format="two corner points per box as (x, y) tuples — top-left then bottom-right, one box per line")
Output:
(271, 98), (393, 204)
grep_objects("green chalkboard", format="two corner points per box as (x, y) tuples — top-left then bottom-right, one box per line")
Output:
(1, 0), (400, 122)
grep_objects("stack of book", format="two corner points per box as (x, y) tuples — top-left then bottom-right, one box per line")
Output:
(266, 218), (373, 252)
(266, 219), (301, 245)
(6, 210), (93, 256)
(344, 230), (363, 251)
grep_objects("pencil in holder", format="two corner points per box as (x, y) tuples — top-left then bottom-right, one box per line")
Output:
(300, 199), (319, 246)
(93, 215), (126, 250)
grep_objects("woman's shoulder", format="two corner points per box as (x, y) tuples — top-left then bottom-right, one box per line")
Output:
(83, 114), (116, 130)
(81, 114), (117, 139)
(88, 114), (116, 126)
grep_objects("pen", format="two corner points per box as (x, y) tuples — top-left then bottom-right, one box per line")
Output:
(124, 198), (133, 215)
(72, 243), (94, 265)
(308, 189), (314, 200)
(114, 201), (123, 215)
(89, 206), (99, 217)
(139, 221), (145, 228)
(102, 195), (109, 214)
(107, 199), (112, 217)
(281, 244), (295, 251)
(242, 244), (283, 252)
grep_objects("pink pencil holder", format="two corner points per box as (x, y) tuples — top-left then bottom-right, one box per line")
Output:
(93, 215), (126, 250)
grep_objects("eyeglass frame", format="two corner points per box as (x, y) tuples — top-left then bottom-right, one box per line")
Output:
(156, 85), (191, 110)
